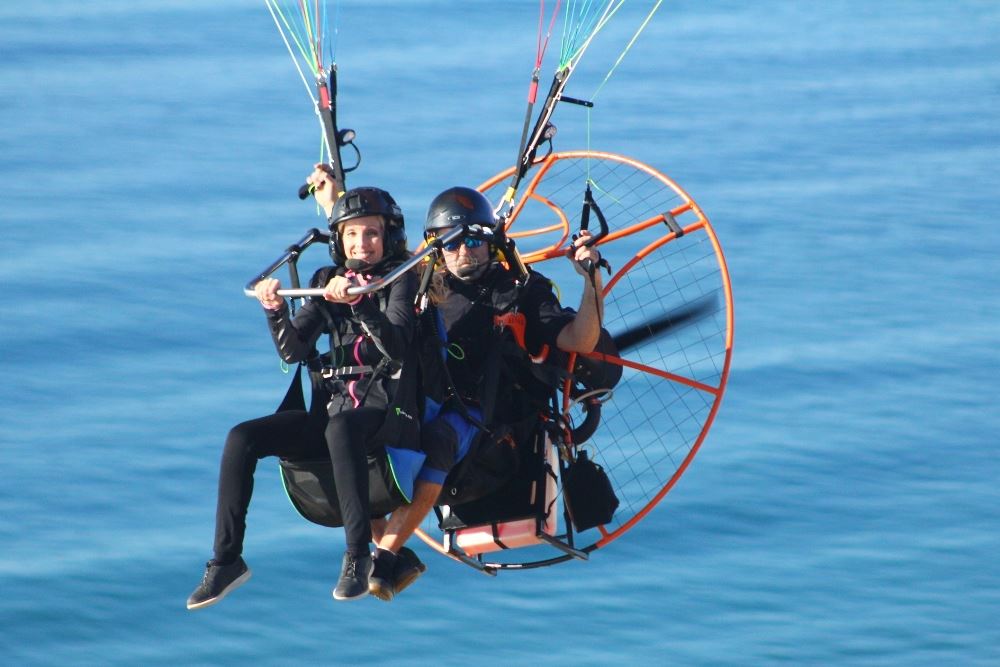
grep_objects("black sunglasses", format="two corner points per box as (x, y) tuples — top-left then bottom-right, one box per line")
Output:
(443, 237), (486, 251)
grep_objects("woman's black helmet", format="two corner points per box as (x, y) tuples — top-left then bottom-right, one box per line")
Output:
(424, 186), (497, 239)
(328, 187), (406, 265)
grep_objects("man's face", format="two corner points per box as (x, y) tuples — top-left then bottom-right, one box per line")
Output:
(442, 236), (490, 281)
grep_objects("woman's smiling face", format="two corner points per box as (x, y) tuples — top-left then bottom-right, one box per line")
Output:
(339, 216), (385, 264)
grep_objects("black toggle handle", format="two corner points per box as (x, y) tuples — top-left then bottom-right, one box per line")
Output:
(572, 184), (611, 275)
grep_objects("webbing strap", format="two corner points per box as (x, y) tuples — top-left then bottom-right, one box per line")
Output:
(323, 364), (374, 378)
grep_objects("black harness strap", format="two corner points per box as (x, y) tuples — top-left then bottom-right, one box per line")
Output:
(309, 286), (395, 409)
(325, 364), (375, 377)
(427, 304), (491, 435)
(353, 356), (392, 408)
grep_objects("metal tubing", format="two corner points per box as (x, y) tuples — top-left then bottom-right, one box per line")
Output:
(242, 225), (463, 298)
(243, 228), (329, 293)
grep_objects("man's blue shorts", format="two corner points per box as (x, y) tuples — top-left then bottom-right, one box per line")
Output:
(417, 400), (481, 485)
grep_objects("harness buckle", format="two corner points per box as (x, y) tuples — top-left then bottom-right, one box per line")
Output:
(322, 364), (374, 379)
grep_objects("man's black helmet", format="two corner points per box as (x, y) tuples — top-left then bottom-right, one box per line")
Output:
(424, 186), (497, 238)
(328, 187), (406, 265)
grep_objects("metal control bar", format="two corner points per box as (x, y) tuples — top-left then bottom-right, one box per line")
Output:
(243, 224), (465, 298)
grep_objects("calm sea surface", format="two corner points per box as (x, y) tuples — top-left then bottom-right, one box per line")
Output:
(2, 1), (998, 664)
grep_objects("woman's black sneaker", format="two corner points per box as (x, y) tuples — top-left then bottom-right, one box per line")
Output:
(186, 558), (251, 610)
(332, 551), (372, 601)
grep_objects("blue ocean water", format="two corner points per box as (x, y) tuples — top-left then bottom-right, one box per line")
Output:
(2, 1), (998, 664)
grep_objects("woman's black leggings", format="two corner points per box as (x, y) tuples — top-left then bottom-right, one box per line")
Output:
(213, 407), (385, 563)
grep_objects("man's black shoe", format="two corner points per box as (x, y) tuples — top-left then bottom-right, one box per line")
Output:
(393, 546), (427, 595)
(369, 549), (396, 602)
(332, 551), (372, 601)
(186, 558), (251, 610)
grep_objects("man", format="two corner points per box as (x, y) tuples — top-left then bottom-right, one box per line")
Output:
(366, 186), (605, 601)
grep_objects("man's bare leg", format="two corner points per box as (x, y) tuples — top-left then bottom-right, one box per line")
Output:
(378, 480), (441, 553)
(370, 517), (388, 543)
(369, 480), (440, 600)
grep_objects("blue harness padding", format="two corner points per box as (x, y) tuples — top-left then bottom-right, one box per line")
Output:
(440, 409), (480, 464)
(423, 396), (444, 423)
(384, 446), (426, 503)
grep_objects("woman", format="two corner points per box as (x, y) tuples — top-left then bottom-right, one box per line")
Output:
(187, 166), (418, 609)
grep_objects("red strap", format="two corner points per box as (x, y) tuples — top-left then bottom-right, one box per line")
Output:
(494, 312), (549, 363)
